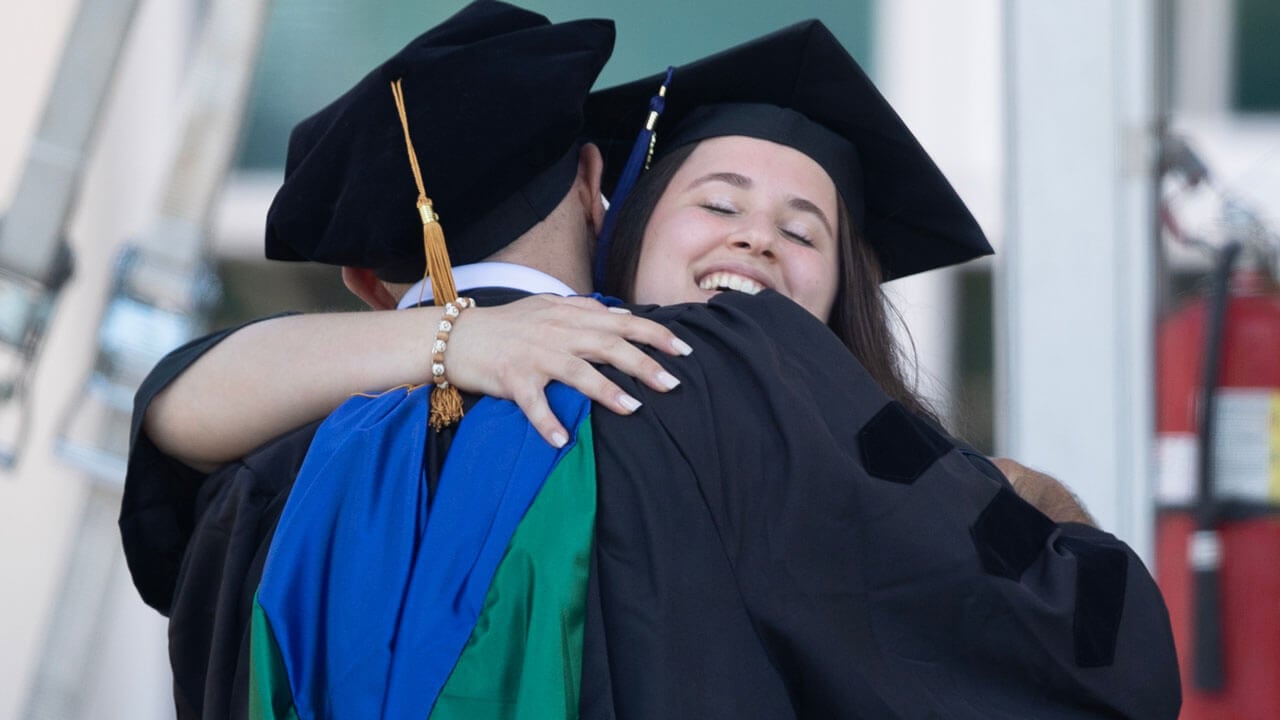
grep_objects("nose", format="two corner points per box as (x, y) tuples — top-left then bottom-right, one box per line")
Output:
(726, 214), (776, 259)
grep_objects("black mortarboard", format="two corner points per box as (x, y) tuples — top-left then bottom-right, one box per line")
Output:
(586, 20), (991, 281)
(264, 0), (615, 281)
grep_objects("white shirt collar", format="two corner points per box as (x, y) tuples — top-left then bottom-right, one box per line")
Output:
(395, 262), (576, 309)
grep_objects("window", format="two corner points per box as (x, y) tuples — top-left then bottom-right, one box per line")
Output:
(1233, 0), (1280, 112)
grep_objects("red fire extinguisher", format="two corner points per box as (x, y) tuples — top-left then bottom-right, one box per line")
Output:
(1156, 237), (1280, 718)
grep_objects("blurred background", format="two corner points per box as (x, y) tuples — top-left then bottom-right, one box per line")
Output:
(1, 0), (1277, 717)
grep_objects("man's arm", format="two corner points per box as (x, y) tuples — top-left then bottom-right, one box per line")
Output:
(991, 457), (1096, 525)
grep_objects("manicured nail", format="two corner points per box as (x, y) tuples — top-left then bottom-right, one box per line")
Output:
(656, 371), (681, 390)
(671, 338), (694, 356)
(618, 393), (643, 412)
(551, 431), (569, 448)
(608, 306), (632, 314)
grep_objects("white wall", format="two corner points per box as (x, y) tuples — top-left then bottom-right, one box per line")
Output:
(999, 0), (1158, 557)
(875, 0), (1003, 422)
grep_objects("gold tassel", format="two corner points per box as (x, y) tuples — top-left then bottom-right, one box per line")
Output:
(428, 382), (465, 431)
(392, 78), (466, 430)
(419, 199), (458, 303)
(421, 202), (464, 429)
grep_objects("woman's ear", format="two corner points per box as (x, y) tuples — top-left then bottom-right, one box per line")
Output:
(341, 267), (400, 310)
(578, 143), (606, 236)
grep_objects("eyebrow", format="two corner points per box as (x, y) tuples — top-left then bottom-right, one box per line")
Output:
(686, 172), (835, 239)
(687, 171), (752, 191)
(787, 197), (835, 239)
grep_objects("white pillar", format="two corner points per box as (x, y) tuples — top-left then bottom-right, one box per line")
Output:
(999, 0), (1158, 559)
(876, 0), (1003, 423)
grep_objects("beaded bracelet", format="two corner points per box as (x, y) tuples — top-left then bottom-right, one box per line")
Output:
(430, 297), (475, 389)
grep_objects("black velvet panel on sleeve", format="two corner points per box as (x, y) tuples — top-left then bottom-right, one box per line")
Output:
(858, 400), (953, 484)
(969, 484), (1058, 581)
(1056, 535), (1130, 668)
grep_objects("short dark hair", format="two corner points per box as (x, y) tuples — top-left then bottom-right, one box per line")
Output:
(603, 140), (937, 423)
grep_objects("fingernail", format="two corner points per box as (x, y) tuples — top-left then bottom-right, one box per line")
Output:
(671, 338), (694, 356)
(551, 431), (569, 448)
(607, 306), (632, 314)
(618, 393), (643, 412)
(656, 371), (681, 390)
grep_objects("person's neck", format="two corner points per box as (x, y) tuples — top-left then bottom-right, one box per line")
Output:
(487, 235), (591, 294)
(395, 262), (575, 309)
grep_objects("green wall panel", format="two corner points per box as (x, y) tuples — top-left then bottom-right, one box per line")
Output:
(236, 0), (875, 169)
(1233, 0), (1280, 111)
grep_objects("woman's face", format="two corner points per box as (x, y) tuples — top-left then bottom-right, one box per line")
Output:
(631, 136), (842, 322)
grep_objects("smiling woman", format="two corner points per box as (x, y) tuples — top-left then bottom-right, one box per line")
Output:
(607, 137), (932, 418)
(603, 136), (931, 421)
(630, 136), (841, 321)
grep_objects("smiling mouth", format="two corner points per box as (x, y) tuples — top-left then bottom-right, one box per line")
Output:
(697, 271), (765, 295)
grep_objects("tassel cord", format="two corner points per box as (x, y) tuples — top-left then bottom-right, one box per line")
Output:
(391, 78), (464, 428)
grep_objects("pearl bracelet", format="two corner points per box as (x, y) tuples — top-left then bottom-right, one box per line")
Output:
(430, 297), (475, 388)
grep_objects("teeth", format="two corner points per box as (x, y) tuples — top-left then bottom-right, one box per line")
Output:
(697, 271), (764, 295)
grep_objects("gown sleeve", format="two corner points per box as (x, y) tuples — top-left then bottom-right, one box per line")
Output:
(590, 290), (1179, 719)
(119, 312), (296, 615)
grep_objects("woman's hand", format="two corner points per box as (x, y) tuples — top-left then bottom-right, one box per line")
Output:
(446, 294), (692, 447)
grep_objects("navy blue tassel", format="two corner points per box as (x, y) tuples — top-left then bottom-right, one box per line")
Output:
(593, 67), (674, 290)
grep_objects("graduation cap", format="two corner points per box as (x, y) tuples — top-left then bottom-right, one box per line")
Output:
(586, 19), (991, 282)
(264, 0), (616, 282)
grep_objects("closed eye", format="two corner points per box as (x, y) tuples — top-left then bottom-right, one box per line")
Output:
(701, 202), (737, 215)
(781, 227), (816, 247)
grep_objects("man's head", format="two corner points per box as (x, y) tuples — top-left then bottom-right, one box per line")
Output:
(345, 142), (606, 308)
(262, 0), (614, 305)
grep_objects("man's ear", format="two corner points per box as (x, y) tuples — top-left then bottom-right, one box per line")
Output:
(341, 267), (400, 310)
(578, 142), (606, 236)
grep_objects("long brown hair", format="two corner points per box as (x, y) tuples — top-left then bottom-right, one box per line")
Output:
(603, 141), (937, 423)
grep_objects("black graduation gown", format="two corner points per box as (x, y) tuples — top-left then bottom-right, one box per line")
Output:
(120, 289), (1180, 719)
(118, 291), (522, 719)
(119, 313), (312, 719)
(582, 290), (1181, 719)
